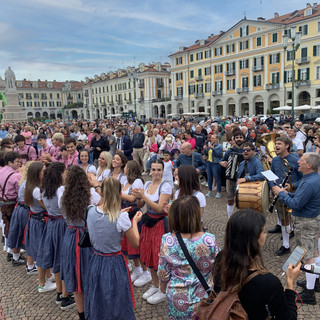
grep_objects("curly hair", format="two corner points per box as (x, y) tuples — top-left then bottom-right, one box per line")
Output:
(42, 162), (66, 199)
(61, 166), (91, 222)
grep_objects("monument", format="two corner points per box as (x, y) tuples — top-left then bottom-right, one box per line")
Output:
(1, 67), (27, 123)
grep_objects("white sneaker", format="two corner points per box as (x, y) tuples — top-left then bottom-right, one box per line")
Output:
(147, 288), (166, 304)
(3, 245), (8, 252)
(201, 181), (207, 186)
(20, 248), (25, 253)
(212, 186), (217, 191)
(204, 182), (208, 187)
(131, 267), (143, 282)
(134, 271), (152, 287)
(46, 274), (55, 283)
(38, 281), (56, 292)
(142, 171), (148, 176)
(142, 285), (159, 300)
(128, 262), (133, 272)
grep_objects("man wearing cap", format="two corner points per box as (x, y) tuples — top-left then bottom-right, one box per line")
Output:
(90, 128), (110, 164)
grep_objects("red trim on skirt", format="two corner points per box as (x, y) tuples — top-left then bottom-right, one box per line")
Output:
(22, 210), (32, 245)
(68, 226), (82, 294)
(121, 217), (140, 257)
(139, 213), (165, 271)
(93, 250), (135, 309)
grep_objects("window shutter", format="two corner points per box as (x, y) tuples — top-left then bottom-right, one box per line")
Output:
(254, 58), (256, 67)
(240, 42), (243, 50)
(313, 45), (317, 56)
(240, 28), (242, 37)
(214, 66), (217, 73)
(307, 68), (310, 80)
(233, 62), (235, 70)
(301, 47), (308, 58)
(304, 25), (308, 35)
(284, 71), (287, 83)
(261, 56), (264, 66)
(232, 43), (235, 52)
(277, 53), (280, 63)
(227, 81), (229, 90)
(246, 25), (249, 35)
(299, 26), (302, 32)
(254, 75), (257, 87)
(227, 63), (229, 72)
(298, 69), (301, 80)
(246, 40), (249, 48)
(214, 48), (217, 56)
(269, 55), (272, 64)
(276, 72), (279, 83)
(176, 73), (178, 81)
(233, 79), (235, 89)
(215, 82), (217, 90)
(227, 45), (229, 54)
(220, 81), (223, 90)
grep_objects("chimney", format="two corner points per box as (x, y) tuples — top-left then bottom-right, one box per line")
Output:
(274, 12), (279, 18)
(313, 2), (317, 7)
(306, 3), (311, 8)
(257, 17), (265, 21)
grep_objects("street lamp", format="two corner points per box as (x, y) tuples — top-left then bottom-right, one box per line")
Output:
(283, 27), (301, 119)
(128, 71), (137, 118)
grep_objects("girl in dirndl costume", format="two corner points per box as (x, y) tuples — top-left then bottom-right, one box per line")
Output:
(132, 159), (172, 305)
(59, 165), (100, 320)
(85, 177), (142, 320)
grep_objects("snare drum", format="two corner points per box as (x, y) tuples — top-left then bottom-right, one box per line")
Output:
(236, 181), (269, 214)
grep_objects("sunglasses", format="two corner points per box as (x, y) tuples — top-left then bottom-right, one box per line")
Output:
(243, 148), (252, 152)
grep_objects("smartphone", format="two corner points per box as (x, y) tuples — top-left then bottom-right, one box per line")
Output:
(282, 246), (307, 272)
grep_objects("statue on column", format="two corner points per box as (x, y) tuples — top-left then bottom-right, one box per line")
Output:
(5, 67), (16, 91)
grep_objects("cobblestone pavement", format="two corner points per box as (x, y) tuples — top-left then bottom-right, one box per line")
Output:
(0, 185), (319, 319)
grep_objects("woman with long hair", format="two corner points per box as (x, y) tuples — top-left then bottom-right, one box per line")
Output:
(213, 209), (300, 320)
(78, 149), (97, 177)
(24, 162), (55, 289)
(37, 162), (75, 309)
(132, 159), (172, 304)
(85, 178), (142, 320)
(60, 165), (100, 320)
(120, 160), (146, 282)
(7, 161), (35, 268)
(109, 151), (128, 187)
(88, 151), (112, 188)
(158, 195), (218, 319)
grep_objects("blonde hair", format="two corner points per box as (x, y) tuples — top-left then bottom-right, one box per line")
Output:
(101, 178), (121, 222)
(97, 151), (113, 177)
(19, 161), (35, 185)
(52, 132), (64, 143)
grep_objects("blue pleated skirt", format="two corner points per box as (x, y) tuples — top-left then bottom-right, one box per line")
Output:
(85, 251), (136, 320)
(60, 227), (93, 293)
(7, 203), (29, 249)
(36, 218), (67, 273)
(25, 216), (46, 261)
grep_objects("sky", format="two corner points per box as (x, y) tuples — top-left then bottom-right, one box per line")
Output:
(0, 0), (308, 82)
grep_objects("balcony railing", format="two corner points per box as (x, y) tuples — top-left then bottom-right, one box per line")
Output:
(265, 83), (280, 90)
(295, 80), (310, 87)
(225, 70), (235, 76)
(211, 90), (222, 96)
(252, 65), (264, 72)
(236, 87), (249, 93)
(296, 57), (310, 64)
(195, 92), (204, 98)
(195, 75), (203, 81)
(174, 95), (183, 100)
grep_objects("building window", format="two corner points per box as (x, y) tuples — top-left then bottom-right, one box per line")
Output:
(270, 53), (280, 64)
(57, 93), (60, 99)
(227, 79), (235, 90)
(287, 50), (293, 61)
(188, 85), (195, 94)
(177, 87), (183, 96)
(316, 66), (320, 79)
(190, 70), (194, 78)
(176, 72), (183, 81)
(214, 64), (223, 74)
(196, 52), (203, 60)
(298, 68), (310, 81)
(271, 72), (279, 84)
(254, 75), (262, 87)
(214, 47), (222, 56)
(272, 32), (278, 43)
(318, 22), (320, 32)
(204, 67), (211, 76)
(42, 101), (47, 107)
(242, 77), (248, 88)
(284, 70), (293, 83)
(313, 45), (320, 56)
(226, 43), (235, 53)
(239, 40), (249, 50)
(240, 59), (249, 69)
(215, 81), (223, 91)
(197, 84), (203, 93)
(305, 8), (312, 16)
(190, 54), (194, 62)
(34, 93), (39, 99)
(176, 57), (182, 65)
(256, 37), (262, 47)
(205, 83), (211, 93)
(205, 50), (211, 58)
(226, 62), (235, 73)
(240, 25), (249, 37)
(299, 25), (308, 36)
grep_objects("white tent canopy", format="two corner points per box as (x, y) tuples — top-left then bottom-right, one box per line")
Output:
(273, 105), (292, 111)
(294, 105), (312, 110)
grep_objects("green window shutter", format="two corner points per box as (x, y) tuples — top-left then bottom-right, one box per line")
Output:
(307, 68), (310, 80)
(232, 43), (235, 52)
(214, 48), (217, 56)
(176, 73), (178, 81)
(287, 51), (290, 60)
(301, 47), (308, 58)
(299, 26), (302, 32)
(233, 79), (235, 88)
(227, 81), (229, 90)
(254, 58), (256, 67)
(227, 45), (229, 54)
(276, 72), (279, 83)
(233, 62), (235, 70)
(254, 75), (257, 86)
(277, 53), (280, 63)
(214, 66), (217, 73)
(240, 42), (243, 50)
(220, 81), (223, 90)
(227, 63), (229, 71)
(298, 69), (301, 80)
(215, 82), (217, 90)
(261, 56), (264, 66)
(269, 55), (272, 64)
(284, 71), (287, 83)
(246, 40), (249, 48)
(304, 25), (308, 35)
(313, 45), (317, 56)
(240, 28), (242, 37)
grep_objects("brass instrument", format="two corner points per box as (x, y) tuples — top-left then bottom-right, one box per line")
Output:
(255, 133), (279, 170)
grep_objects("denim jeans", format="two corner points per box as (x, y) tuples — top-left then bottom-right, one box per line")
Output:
(146, 155), (158, 171)
(206, 162), (221, 192)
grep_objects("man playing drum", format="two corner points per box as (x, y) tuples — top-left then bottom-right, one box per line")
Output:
(268, 136), (301, 256)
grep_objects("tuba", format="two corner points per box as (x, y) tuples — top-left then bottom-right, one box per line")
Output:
(255, 133), (279, 170)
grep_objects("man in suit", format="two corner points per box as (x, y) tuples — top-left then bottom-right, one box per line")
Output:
(115, 127), (133, 160)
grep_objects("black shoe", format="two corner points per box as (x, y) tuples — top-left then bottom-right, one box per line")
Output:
(275, 246), (290, 256)
(1, 236), (4, 243)
(281, 231), (295, 240)
(61, 295), (76, 310)
(56, 293), (63, 305)
(12, 257), (26, 267)
(297, 279), (320, 292)
(6, 253), (13, 262)
(298, 288), (316, 305)
(268, 225), (281, 234)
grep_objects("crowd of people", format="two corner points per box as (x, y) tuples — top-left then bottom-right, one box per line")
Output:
(0, 113), (319, 319)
